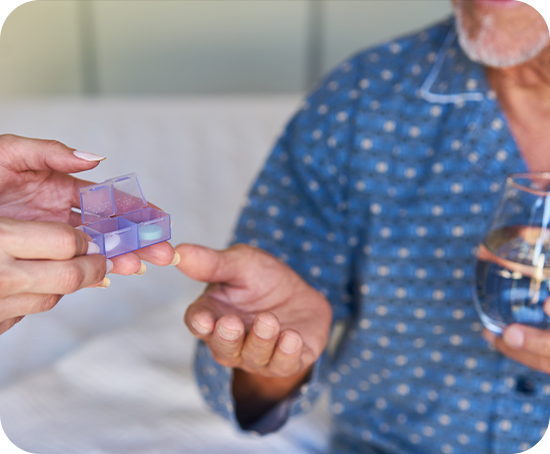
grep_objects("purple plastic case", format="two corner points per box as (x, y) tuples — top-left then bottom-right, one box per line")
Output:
(77, 173), (171, 258)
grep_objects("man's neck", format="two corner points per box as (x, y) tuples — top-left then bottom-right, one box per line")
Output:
(488, 45), (550, 172)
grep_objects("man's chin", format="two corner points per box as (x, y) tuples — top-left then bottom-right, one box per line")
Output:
(455, 8), (550, 68)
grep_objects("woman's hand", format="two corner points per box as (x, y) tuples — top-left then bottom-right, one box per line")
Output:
(0, 134), (177, 334)
(0, 217), (111, 334)
(0, 134), (176, 275)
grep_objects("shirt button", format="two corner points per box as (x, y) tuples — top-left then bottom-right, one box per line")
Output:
(516, 376), (536, 396)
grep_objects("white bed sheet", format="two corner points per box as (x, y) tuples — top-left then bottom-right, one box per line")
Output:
(0, 97), (331, 453)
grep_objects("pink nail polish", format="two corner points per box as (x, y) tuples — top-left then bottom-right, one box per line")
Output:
(73, 150), (106, 162)
(87, 241), (100, 255)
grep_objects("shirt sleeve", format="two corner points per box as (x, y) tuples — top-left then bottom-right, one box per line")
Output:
(194, 58), (364, 434)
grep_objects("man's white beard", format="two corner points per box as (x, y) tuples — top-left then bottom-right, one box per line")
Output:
(454, 7), (550, 68)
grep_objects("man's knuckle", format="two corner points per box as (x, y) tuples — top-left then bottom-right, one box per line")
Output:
(241, 345), (270, 366)
(211, 353), (238, 368)
(242, 353), (269, 369)
(270, 359), (300, 377)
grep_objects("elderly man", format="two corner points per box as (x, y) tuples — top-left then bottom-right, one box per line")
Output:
(175, 1), (550, 453)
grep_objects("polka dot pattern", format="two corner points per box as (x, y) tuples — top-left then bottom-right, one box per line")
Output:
(195, 18), (548, 453)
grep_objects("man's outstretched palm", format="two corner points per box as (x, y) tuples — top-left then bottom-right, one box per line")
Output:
(176, 243), (332, 380)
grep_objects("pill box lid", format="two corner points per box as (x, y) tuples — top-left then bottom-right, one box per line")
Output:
(79, 173), (147, 224)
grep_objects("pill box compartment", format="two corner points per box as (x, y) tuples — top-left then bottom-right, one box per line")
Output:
(78, 173), (171, 258)
(120, 208), (170, 249)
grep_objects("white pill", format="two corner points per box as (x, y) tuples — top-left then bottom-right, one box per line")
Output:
(105, 234), (121, 252)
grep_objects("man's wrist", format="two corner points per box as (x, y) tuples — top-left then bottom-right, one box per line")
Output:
(232, 367), (312, 427)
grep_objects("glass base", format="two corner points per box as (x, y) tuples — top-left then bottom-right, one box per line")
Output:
(479, 313), (505, 335)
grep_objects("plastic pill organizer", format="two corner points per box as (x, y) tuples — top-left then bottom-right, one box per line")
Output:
(77, 173), (171, 258)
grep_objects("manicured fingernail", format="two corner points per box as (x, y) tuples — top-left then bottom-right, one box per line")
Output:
(106, 259), (114, 275)
(87, 241), (100, 255)
(170, 251), (181, 266)
(254, 319), (275, 339)
(98, 277), (110, 289)
(503, 326), (524, 349)
(73, 150), (106, 162)
(192, 320), (211, 335)
(280, 334), (299, 354)
(134, 262), (146, 276)
(217, 324), (240, 341)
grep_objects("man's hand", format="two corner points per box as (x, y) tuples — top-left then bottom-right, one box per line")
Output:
(483, 301), (550, 374)
(175, 243), (332, 424)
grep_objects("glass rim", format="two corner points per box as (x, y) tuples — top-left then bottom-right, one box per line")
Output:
(507, 172), (550, 197)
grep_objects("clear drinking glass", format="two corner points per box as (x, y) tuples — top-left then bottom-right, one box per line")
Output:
(474, 172), (550, 334)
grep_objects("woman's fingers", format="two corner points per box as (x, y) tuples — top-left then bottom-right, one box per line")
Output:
(110, 252), (143, 275)
(0, 217), (93, 260)
(0, 316), (24, 336)
(0, 293), (63, 320)
(0, 135), (104, 175)
(2, 255), (107, 298)
(90, 241), (176, 276)
(134, 242), (177, 266)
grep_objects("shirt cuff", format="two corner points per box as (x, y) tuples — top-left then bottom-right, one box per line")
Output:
(194, 341), (326, 435)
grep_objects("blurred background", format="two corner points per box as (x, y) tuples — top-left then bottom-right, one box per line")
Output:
(0, 0), (452, 97)
(1, 2), (460, 452)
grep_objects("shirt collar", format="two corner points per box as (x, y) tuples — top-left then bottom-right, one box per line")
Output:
(420, 21), (493, 105)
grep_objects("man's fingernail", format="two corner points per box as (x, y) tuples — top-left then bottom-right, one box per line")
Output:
(254, 319), (275, 339)
(503, 326), (524, 349)
(217, 324), (240, 341)
(192, 320), (211, 335)
(87, 241), (100, 255)
(98, 277), (110, 289)
(106, 259), (114, 275)
(280, 335), (299, 354)
(73, 150), (106, 162)
(170, 251), (181, 266)
(134, 262), (146, 276)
